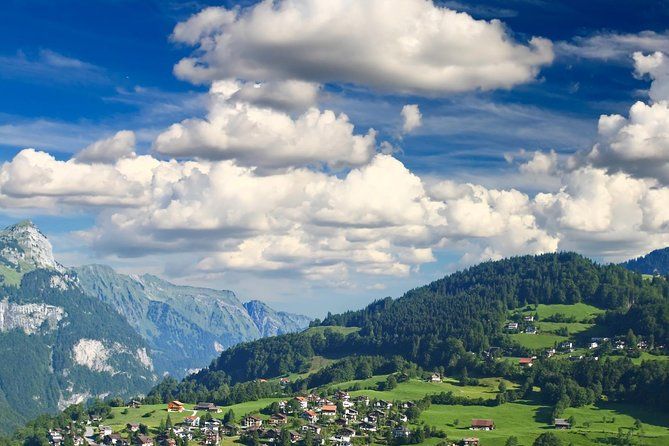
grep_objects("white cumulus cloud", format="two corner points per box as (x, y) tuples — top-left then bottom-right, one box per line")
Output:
(401, 104), (422, 134)
(171, 0), (553, 94)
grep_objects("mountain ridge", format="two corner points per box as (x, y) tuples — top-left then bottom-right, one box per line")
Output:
(620, 246), (669, 276)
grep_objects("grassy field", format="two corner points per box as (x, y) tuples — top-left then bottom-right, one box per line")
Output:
(106, 398), (284, 431)
(525, 303), (605, 322)
(337, 376), (517, 401)
(420, 399), (669, 446)
(509, 332), (568, 349)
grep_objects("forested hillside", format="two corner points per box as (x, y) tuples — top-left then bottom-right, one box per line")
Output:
(621, 247), (669, 276)
(0, 270), (156, 434)
(178, 253), (668, 386)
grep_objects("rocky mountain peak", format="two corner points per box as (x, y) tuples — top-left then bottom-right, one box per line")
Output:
(0, 220), (64, 272)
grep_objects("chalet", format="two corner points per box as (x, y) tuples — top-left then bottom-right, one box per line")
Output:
(128, 400), (142, 409)
(321, 405), (337, 417)
(545, 348), (556, 358)
(99, 426), (113, 437)
(127, 423), (140, 433)
(506, 322), (519, 331)
(429, 373), (442, 382)
(269, 413), (288, 425)
(392, 426), (410, 439)
(370, 409), (386, 419)
(301, 424), (321, 435)
(524, 315), (535, 322)
(470, 419), (495, 430)
(359, 422), (376, 432)
(294, 396), (308, 410)
(519, 357), (533, 368)
(104, 434), (128, 446)
(194, 402), (221, 413)
(334, 418), (348, 427)
(302, 410), (319, 423)
(90, 415), (103, 423)
(167, 401), (185, 412)
(241, 415), (263, 429)
(588, 342), (599, 349)
(182, 415), (200, 427)
(135, 435), (153, 446)
(554, 419), (571, 430)
(344, 408), (358, 420)
(280, 377), (291, 385)
(72, 437), (85, 446)
(375, 400), (392, 410)
(203, 429), (221, 446)
(461, 438), (480, 446)
(289, 431), (302, 443)
(335, 390), (350, 401)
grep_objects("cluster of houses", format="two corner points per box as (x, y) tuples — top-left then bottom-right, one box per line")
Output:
(236, 391), (417, 445)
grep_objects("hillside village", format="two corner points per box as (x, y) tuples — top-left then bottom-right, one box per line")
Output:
(44, 385), (504, 446)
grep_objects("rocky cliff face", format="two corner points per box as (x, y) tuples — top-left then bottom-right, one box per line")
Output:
(243, 299), (312, 337)
(75, 265), (311, 377)
(0, 220), (64, 275)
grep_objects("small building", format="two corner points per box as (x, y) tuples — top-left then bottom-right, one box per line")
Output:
(392, 426), (410, 439)
(294, 396), (308, 409)
(354, 395), (369, 406)
(99, 426), (113, 437)
(429, 373), (442, 382)
(525, 326), (537, 334)
(524, 315), (535, 322)
(194, 402), (221, 413)
(470, 419), (495, 431)
(302, 410), (318, 423)
(519, 357), (533, 368)
(554, 419), (571, 430)
(301, 424), (321, 435)
(241, 415), (263, 429)
(182, 416), (200, 427)
(167, 401), (185, 412)
(127, 423), (140, 433)
(321, 405), (337, 417)
(128, 400), (142, 409)
(269, 413), (288, 425)
(135, 435), (153, 446)
(359, 422), (376, 432)
(461, 438), (479, 446)
(588, 342), (599, 350)
(506, 322), (519, 331)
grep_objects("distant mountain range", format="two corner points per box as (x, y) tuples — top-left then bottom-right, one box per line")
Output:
(0, 220), (310, 434)
(620, 247), (669, 276)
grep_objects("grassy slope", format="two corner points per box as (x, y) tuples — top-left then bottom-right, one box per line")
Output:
(420, 400), (669, 446)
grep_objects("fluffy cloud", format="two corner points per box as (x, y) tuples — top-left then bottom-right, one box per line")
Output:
(75, 130), (137, 164)
(519, 150), (558, 175)
(401, 105), (422, 133)
(171, 0), (553, 94)
(153, 82), (376, 169)
(583, 52), (669, 184)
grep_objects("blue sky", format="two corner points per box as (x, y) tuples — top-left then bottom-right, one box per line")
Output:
(2, 0), (669, 316)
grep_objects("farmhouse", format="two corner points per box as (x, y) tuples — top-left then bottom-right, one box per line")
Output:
(429, 373), (442, 382)
(461, 438), (480, 446)
(554, 419), (571, 429)
(470, 419), (495, 430)
(194, 402), (221, 413)
(167, 401), (185, 412)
